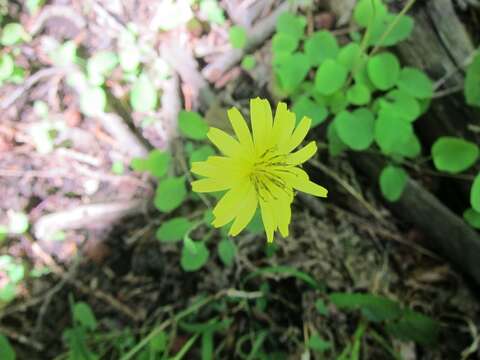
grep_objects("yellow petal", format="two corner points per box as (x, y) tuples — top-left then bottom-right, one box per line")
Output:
(271, 194), (292, 237)
(212, 181), (250, 227)
(259, 199), (276, 243)
(207, 127), (242, 157)
(272, 102), (295, 150)
(281, 116), (311, 154)
(191, 178), (232, 193)
(293, 178), (328, 197)
(286, 141), (317, 165)
(191, 161), (218, 178)
(250, 98), (273, 155)
(228, 107), (254, 152)
(228, 186), (258, 236)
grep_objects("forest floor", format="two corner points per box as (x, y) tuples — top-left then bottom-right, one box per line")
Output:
(1, 1), (480, 359)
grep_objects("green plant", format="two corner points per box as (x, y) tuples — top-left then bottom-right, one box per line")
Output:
(270, 0), (480, 231)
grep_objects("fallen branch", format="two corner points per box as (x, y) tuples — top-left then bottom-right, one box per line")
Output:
(34, 199), (147, 241)
(201, 1), (291, 83)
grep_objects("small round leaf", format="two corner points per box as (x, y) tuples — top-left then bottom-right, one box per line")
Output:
(181, 241), (209, 272)
(470, 173), (480, 212)
(276, 13), (306, 41)
(304, 31), (339, 66)
(334, 109), (374, 151)
(367, 52), (400, 91)
(431, 137), (479, 174)
(229, 25), (247, 49)
(130, 74), (157, 112)
(241, 55), (256, 70)
(292, 96), (328, 128)
(374, 114), (413, 155)
(0, 54), (14, 81)
(397, 67), (434, 99)
(314, 59), (348, 96)
(347, 83), (371, 105)
(154, 177), (187, 212)
(464, 208), (480, 229)
(380, 165), (408, 202)
(218, 238), (236, 266)
(465, 53), (480, 107)
(0, 334), (15, 360)
(178, 111), (209, 140)
(156, 217), (192, 243)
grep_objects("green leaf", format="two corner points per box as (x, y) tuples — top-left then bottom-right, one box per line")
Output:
(8, 211), (29, 234)
(111, 161), (124, 175)
(130, 74), (157, 112)
(385, 310), (439, 346)
(0, 54), (14, 81)
(246, 210), (263, 234)
(346, 83), (371, 105)
(154, 177), (187, 212)
(397, 67), (434, 99)
(229, 25), (247, 49)
(181, 241), (209, 272)
(0, 225), (7, 243)
(327, 122), (347, 156)
(156, 217), (192, 243)
(276, 53), (310, 94)
(0, 283), (17, 302)
(74, 302), (97, 330)
(337, 43), (362, 71)
(368, 14), (414, 47)
(120, 45), (140, 73)
(276, 13), (306, 41)
(314, 59), (348, 96)
(271, 33), (298, 55)
(470, 173), (480, 212)
(464, 208), (480, 229)
(87, 51), (118, 85)
(149, 331), (167, 353)
(131, 150), (171, 178)
(308, 333), (332, 353)
(379, 89), (420, 123)
(314, 299), (329, 316)
(334, 108), (374, 151)
(380, 165), (408, 202)
(218, 238), (236, 266)
(465, 53), (480, 107)
(330, 292), (403, 322)
(353, 0), (387, 28)
(1, 23), (27, 46)
(375, 114), (414, 155)
(200, 0), (225, 24)
(396, 132), (422, 159)
(367, 52), (400, 91)
(179, 111), (209, 140)
(0, 334), (15, 360)
(189, 145), (215, 165)
(304, 31), (339, 66)
(431, 137), (479, 174)
(80, 86), (106, 116)
(292, 96), (328, 127)
(241, 55), (256, 70)
(50, 40), (77, 67)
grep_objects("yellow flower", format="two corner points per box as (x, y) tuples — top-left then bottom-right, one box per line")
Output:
(191, 98), (327, 243)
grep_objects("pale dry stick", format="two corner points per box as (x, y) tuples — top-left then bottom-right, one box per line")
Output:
(0, 67), (63, 109)
(34, 199), (148, 240)
(29, 5), (86, 36)
(309, 159), (385, 222)
(201, 1), (291, 83)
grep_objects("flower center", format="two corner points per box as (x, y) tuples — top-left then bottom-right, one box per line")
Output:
(250, 147), (289, 201)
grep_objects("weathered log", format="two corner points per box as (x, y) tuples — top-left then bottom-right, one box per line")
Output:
(324, 0), (480, 283)
(356, 153), (480, 285)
